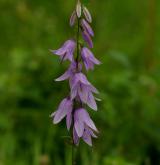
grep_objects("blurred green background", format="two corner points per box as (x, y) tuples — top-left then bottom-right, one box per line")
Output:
(0, 0), (160, 164)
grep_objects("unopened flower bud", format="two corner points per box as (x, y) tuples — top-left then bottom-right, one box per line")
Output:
(82, 31), (93, 48)
(83, 6), (92, 23)
(70, 10), (77, 27)
(76, 0), (82, 18)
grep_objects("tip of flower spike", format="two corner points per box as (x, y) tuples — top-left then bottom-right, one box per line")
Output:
(76, 0), (82, 18)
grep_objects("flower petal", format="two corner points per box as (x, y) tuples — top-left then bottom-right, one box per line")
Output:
(82, 129), (92, 146)
(89, 128), (98, 138)
(78, 85), (89, 103)
(79, 109), (98, 132)
(73, 127), (80, 146)
(55, 70), (70, 81)
(53, 98), (72, 124)
(50, 111), (56, 118)
(87, 92), (97, 111)
(66, 108), (72, 130)
(89, 84), (99, 94)
(71, 85), (78, 100)
(78, 73), (91, 85)
(74, 118), (84, 137)
(50, 48), (66, 56)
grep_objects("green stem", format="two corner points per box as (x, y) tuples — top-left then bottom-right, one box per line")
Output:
(76, 17), (80, 69)
(72, 144), (75, 165)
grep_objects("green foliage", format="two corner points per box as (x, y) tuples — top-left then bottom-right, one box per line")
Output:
(0, 0), (160, 164)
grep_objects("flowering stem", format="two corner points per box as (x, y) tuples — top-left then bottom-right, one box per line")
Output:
(51, 0), (100, 161)
(71, 4), (81, 165)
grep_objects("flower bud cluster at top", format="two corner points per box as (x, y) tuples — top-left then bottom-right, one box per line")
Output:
(50, 0), (101, 146)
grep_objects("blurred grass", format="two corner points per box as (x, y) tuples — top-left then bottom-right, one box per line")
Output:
(0, 0), (160, 164)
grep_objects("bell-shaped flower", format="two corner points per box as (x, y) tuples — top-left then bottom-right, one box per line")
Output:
(73, 125), (97, 146)
(50, 40), (76, 62)
(51, 97), (73, 130)
(70, 72), (98, 110)
(81, 47), (101, 70)
(73, 108), (98, 146)
(82, 126), (97, 146)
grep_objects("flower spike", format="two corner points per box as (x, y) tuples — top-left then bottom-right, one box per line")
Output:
(50, 0), (101, 147)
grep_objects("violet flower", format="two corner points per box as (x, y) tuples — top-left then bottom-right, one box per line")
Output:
(81, 47), (101, 70)
(51, 97), (73, 130)
(50, 40), (76, 62)
(73, 108), (98, 146)
(50, 0), (101, 147)
(70, 72), (98, 110)
(73, 125), (98, 146)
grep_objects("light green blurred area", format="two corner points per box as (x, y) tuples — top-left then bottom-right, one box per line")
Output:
(0, 0), (160, 164)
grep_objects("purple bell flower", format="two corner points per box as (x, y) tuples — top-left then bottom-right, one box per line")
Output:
(73, 108), (98, 146)
(81, 47), (101, 70)
(50, 40), (76, 62)
(70, 72), (99, 110)
(82, 126), (97, 146)
(73, 124), (97, 146)
(51, 97), (73, 130)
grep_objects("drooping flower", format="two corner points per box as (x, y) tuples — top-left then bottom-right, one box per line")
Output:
(73, 125), (97, 146)
(50, 40), (76, 62)
(70, 72), (99, 110)
(73, 108), (98, 145)
(51, 97), (73, 130)
(81, 47), (101, 70)
(82, 30), (93, 48)
(81, 19), (94, 37)
(82, 126), (97, 146)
